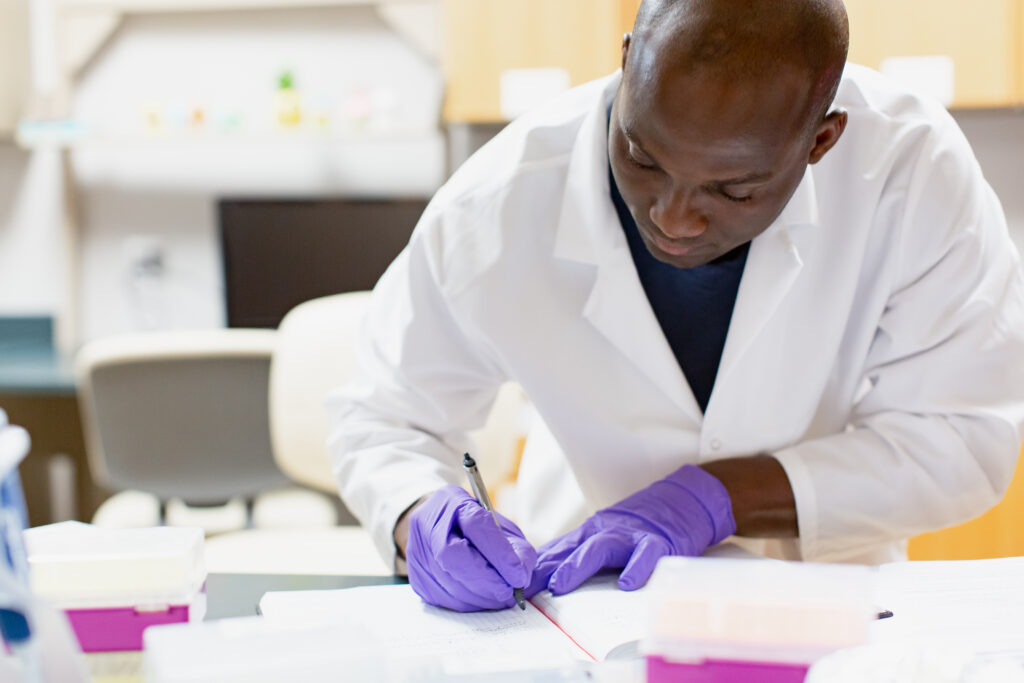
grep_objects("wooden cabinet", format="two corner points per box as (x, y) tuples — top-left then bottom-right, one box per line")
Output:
(443, 1), (1023, 118)
(442, 0), (641, 123)
(845, 0), (1023, 108)
(0, 0), (30, 138)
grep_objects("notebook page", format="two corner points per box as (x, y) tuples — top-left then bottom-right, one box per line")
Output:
(872, 557), (1024, 661)
(259, 584), (580, 672)
(529, 574), (647, 662)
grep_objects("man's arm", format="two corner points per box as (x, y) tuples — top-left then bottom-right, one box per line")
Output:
(701, 454), (797, 538)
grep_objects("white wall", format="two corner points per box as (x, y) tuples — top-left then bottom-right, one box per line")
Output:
(0, 146), (67, 315)
(952, 110), (1024, 255)
(0, 5), (445, 342)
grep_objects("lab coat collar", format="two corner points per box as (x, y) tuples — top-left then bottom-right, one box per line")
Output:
(555, 73), (702, 419)
(553, 74), (622, 267)
(552, 74), (820, 419)
(715, 167), (818, 388)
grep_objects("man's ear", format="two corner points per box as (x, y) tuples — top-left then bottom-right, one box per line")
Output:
(808, 108), (847, 164)
(621, 33), (632, 71)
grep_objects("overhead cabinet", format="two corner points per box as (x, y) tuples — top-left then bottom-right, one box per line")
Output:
(443, 0), (1024, 120)
(844, 0), (1023, 108)
(442, 0), (641, 123)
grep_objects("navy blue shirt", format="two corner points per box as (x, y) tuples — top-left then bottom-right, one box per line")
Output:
(609, 167), (748, 413)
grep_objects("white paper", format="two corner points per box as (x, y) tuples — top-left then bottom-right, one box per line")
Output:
(258, 544), (761, 668)
(871, 557), (1024, 661)
(259, 584), (584, 672)
(530, 575), (647, 662)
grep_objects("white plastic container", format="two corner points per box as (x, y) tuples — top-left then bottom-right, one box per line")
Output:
(644, 556), (874, 682)
(144, 616), (405, 683)
(24, 522), (206, 652)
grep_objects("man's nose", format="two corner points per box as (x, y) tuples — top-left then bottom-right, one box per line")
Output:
(649, 188), (708, 239)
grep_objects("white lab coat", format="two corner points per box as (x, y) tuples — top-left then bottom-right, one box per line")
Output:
(328, 65), (1024, 569)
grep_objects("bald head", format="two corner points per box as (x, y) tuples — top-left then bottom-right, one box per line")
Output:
(628, 0), (849, 129)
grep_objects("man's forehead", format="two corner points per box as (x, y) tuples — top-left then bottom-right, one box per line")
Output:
(619, 63), (812, 153)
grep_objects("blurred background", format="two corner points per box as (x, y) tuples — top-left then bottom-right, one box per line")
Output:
(0, 0), (1021, 559)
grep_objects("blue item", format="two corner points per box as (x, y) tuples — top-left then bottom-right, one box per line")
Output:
(609, 165), (748, 412)
(0, 469), (30, 583)
(0, 606), (31, 642)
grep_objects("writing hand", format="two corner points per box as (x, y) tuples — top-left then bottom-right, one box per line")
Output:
(407, 485), (537, 612)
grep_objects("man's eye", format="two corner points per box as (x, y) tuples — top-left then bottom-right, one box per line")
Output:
(720, 189), (753, 203)
(626, 152), (657, 171)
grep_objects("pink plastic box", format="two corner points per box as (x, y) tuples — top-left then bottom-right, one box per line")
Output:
(24, 522), (206, 652)
(643, 556), (873, 683)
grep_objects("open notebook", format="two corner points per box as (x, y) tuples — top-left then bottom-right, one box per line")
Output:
(257, 544), (763, 672)
(258, 573), (641, 673)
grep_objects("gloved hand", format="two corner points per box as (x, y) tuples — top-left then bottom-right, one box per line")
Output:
(406, 485), (537, 612)
(528, 465), (735, 596)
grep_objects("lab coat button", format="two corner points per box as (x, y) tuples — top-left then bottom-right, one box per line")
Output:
(710, 439), (722, 451)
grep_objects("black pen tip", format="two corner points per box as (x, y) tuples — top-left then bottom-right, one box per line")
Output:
(514, 588), (526, 610)
(463, 453), (476, 468)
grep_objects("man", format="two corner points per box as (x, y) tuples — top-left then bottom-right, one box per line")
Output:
(328, 0), (1024, 612)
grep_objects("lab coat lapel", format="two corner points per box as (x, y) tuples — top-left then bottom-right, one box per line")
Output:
(554, 75), (702, 420)
(716, 167), (819, 384)
(583, 248), (701, 419)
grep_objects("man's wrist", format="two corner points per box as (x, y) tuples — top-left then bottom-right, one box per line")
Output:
(393, 495), (429, 561)
(699, 454), (797, 538)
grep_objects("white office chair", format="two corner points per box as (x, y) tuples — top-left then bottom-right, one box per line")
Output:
(270, 291), (531, 498)
(265, 291), (531, 574)
(74, 330), (337, 538)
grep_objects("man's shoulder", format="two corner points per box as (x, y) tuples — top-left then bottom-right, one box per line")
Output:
(836, 63), (961, 135)
(826, 63), (976, 191)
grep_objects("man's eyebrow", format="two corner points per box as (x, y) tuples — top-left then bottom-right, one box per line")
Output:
(714, 171), (774, 185)
(623, 125), (774, 185)
(622, 125), (656, 159)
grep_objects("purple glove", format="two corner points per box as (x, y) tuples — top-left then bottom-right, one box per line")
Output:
(528, 465), (735, 596)
(406, 485), (537, 612)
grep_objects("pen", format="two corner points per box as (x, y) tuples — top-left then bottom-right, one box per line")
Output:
(462, 453), (527, 610)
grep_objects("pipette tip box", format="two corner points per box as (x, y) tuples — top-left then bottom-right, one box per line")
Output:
(642, 556), (873, 682)
(24, 521), (206, 652)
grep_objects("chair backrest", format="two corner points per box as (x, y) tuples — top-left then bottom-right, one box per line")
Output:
(75, 329), (289, 505)
(269, 291), (529, 496)
(269, 292), (372, 493)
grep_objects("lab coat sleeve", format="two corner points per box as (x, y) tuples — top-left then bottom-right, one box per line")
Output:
(326, 205), (509, 568)
(774, 123), (1024, 562)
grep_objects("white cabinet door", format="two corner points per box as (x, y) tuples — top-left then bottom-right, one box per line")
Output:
(0, 0), (30, 138)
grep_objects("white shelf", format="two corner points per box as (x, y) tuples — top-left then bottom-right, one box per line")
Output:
(68, 131), (447, 196)
(55, 0), (432, 13)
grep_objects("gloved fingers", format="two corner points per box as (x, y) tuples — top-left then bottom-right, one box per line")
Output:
(548, 529), (636, 596)
(458, 503), (536, 589)
(434, 534), (521, 604)
(406, 490), (520, 611)
(408, 560), (511, 612)
(617, 533), (672, 591)
(497, 516), (540, 571)
(526, 524), (594, 596)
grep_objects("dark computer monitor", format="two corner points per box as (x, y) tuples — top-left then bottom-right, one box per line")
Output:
(218, 197), (428, 328)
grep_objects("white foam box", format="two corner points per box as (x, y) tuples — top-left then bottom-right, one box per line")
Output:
(643, 556), (874, 682)
(24, 522), (206, 652)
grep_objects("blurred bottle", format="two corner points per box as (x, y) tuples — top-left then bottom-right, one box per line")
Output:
(276, 70), (302, 127)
